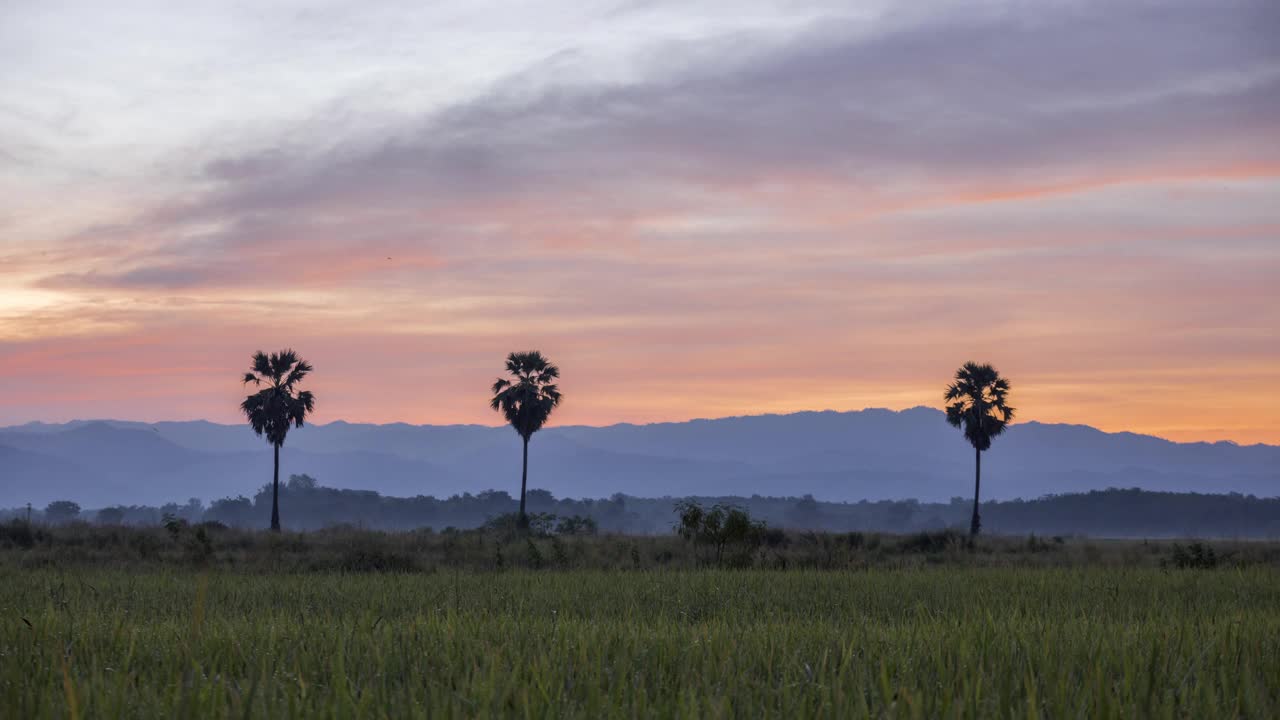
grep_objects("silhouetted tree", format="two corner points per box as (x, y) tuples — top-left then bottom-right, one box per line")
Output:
(490, 351), (563, 528)
(205, 496), (254, 527)
(44, 500), (80, 524)
(241, 350), (315, 532)
(945, 362), (1014, 538)
(96, 506), (126, 525)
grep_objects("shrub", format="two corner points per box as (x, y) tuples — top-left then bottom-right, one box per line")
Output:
(1167, 542), (1218, 569)
(550, 535), (569, 567)
(673, 501), (769, 567)
(185, 526), (214, 564)
(898, 529), (965, 554)
(526, 538), (544, 569)
(339, 544), (418, 573)
(0, 520), (38, 549)
(163, 514), (189, 539)
(555, 515), (598, 536)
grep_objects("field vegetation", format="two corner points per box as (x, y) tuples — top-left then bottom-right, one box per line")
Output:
(4, 518), (1279, 574)
(3, 500), (1279, 719)
(2, 558), (1277, 718)
(2, 520), (1279, 717)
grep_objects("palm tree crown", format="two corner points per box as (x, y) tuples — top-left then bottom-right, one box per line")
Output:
(241, 350), (316, 447)
(944, 362), (1014, 451)
(490, 351), (563, 440)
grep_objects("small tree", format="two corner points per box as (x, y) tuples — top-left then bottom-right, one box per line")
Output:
(206, 496), (254, 528)
(44, 500), (81, 524)
(674, 501), (767, 567)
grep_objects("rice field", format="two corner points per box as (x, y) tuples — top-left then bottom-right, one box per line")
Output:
(2, 566), (1277, 718)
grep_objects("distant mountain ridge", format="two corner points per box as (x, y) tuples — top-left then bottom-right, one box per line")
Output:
(1, 408), (1276, 508)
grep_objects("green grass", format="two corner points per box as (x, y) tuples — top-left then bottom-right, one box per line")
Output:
(2, 567), (1278, 718)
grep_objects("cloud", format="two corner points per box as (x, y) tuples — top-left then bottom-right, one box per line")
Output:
(178, 0), (1278, 215)
(3, 0), (1278, 442)
(35, 0), (1261, 294)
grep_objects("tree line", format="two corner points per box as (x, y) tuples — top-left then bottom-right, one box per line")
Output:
(9, 485), (1280, 539)
(243, 349), (1013, 537)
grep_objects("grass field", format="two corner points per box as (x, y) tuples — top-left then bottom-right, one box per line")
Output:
(2, 564), (1278, 718)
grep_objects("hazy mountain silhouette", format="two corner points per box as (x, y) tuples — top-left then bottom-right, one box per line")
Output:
(1, 408), (1275, 508)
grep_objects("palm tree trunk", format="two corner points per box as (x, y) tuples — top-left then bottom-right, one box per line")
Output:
(270, 443), (281, 532)
(969, 447), (981, 538)
(518, 436), (529, 528)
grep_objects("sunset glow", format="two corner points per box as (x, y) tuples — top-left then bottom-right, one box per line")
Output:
(1, 0), (1277, 443)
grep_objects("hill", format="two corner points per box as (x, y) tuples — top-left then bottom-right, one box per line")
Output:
(1, 408), (1276, 508)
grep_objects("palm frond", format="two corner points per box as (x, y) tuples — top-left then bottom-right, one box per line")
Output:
(284, 359), (313, 389)
(251, 351), (272, 377)
(943, 361), (1012, 452)
(490, 350), (563, 439)
(241, 349), (315, 447)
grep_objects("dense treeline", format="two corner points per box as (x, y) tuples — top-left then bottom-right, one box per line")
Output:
(4, 477), (1277, 538)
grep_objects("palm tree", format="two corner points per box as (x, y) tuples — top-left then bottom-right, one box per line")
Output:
(241, 350), (315, 532)
(944, 362), (1014, 539)
(490, 351), (563, 528)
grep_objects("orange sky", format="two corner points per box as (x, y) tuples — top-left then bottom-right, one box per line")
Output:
(1, 0), (1278, 444)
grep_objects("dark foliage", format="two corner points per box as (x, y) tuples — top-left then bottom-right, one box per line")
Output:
(898, 529), (967, 553)
(1166, 542), (1219, 569)
(96, 506), (126, 525)
(240, 349), (316, 447)
(0, 520), (41, 549)
(675, 501), (770, 567)
(43, 500), (80, 524)
(3, 522), (1278, 574)
(5, 485), (1279, 539)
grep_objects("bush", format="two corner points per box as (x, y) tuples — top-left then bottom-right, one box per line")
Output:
(163, 514), (189, 539)
(1167, 542), (1218, 569)
(897, 529), (965, 554)
(526, 539), (544, 569)
(485, 512), (598, 540)
(339, 545), (419, 573)
(555, 515), (598, 536)
(0, 520), (39, 549)
(674, 501), (769, 567)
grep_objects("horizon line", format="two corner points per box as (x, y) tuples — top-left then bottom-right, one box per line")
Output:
(3, 406), (1274, 449)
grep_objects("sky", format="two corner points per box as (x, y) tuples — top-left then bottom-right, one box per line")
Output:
(1, 0), (1278, 444)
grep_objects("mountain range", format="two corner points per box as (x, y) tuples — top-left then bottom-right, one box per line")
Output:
(1, 408), (1276, 508)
